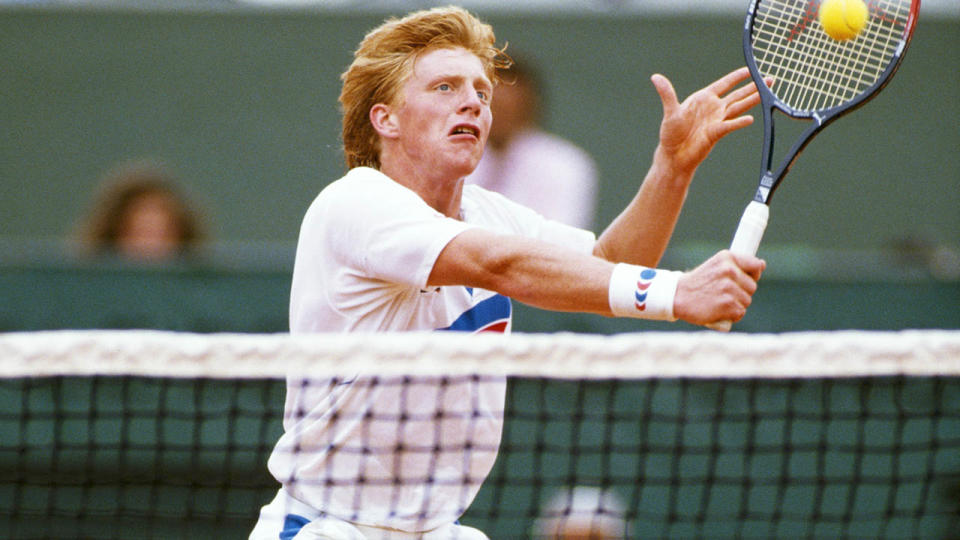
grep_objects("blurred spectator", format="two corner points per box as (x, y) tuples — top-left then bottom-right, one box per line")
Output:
(888, 235), (960, 281)
(532, 486), (629, 539)
(74, 160), (207, 263)
(464, 56), (599, 229)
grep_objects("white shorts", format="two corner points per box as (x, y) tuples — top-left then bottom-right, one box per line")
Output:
(248, 488), (490, 540)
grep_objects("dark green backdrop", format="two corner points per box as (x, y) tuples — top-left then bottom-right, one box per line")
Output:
(1, 5), (957, 334)
(1, 6), (957, 250)
(0, 8), (957, 537)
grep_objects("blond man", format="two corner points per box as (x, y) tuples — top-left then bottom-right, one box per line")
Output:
(252, 6), (765, 539)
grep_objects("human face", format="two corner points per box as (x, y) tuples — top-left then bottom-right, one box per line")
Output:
(384, 47), (493, 181)
(117, 192), (182, 261)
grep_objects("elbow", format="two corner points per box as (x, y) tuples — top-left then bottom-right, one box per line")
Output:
(592, 239), (611, 261)
(431, 230), (525, 293)
(473, 246), (524, 294)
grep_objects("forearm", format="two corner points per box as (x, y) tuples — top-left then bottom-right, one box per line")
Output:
(428, 229), (615, 315)
(593, 145), (693, 266)
(427, 228), (764, 326)
(593, 67), (762, 266)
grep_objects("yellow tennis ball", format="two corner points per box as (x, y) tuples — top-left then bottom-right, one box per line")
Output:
(820, 0), (869, 41)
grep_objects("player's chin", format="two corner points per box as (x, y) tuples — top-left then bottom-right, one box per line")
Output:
(445, 147), (483, 175)
(457, 161), (482, 179)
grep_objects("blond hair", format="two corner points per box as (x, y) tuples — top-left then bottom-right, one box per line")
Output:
(339, 6), (510, 170)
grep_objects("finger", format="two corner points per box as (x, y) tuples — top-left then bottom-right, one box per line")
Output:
(720, 282), (752, 323)
(723, 79), (763, 107)
(651, 73), (679, 116)
(707, 115), (755, 141)
(731, 253), (767, 281)
(712, 252), (757, 294)
(725, 89), (763, 119)
(713, 75), (771, 119)
(727, 74), (774, 107)
(723, 84), (759, 107)
(706, 66), (752, 96)
(750, 258), (767, 281)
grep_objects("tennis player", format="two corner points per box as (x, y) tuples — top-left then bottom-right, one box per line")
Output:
(250, 6), (766, 539)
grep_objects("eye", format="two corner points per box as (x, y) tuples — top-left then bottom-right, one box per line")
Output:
(437, 83), (452, 92)
(476, 90), (489, 102)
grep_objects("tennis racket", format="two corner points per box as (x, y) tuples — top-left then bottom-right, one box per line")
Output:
(711, 0), (920, 331)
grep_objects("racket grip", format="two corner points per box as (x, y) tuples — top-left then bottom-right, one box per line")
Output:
(707, 201), (769, 332)
(729, 200), (769, 257)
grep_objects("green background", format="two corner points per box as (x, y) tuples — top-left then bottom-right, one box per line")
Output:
(1, 6), (957, 251)
(1, 4), (957, 335)
(0, 5), (957, 538)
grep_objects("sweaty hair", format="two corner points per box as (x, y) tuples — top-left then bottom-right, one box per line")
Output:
(339, 6), (511, 170)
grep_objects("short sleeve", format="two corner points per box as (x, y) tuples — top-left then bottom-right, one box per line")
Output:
(460, 185), (596, 255)
(316, 168), (473, 289)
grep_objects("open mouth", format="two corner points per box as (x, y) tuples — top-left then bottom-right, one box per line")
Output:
(450, 125), (479, 137)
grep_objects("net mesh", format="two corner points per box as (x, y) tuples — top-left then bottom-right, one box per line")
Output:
(750, 0), (914, 112)
(1, 330), (958, 539)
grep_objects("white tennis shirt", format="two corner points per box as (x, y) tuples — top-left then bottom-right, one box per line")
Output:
(269, 167), (596, 532)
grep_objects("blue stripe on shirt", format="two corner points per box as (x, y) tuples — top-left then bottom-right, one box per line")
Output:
(280, 513), (310, 539)
(438, 291), (511, 332)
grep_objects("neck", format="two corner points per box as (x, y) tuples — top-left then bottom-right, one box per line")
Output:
(379, 160), (465, 219)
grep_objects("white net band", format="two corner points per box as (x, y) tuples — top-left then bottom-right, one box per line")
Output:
(2, 329), (959, 538)
(1, 329), (958, 380)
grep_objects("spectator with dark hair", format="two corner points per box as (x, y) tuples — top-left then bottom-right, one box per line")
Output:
(75, 160), (206, 263)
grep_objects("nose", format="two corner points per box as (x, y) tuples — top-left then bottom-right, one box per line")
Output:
(459, 88), (483, 115)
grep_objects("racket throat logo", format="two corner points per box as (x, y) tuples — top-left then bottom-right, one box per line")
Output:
(754, 173), (776, 203)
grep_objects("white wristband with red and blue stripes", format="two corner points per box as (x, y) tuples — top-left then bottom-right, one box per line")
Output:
(608, 263), (681, 321)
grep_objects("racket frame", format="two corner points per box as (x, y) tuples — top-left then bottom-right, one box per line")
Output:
(710, 0), (920, 332)
(741, 0), (921, 205)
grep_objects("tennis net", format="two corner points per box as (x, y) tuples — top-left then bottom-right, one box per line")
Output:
(1, 330), (958, 539)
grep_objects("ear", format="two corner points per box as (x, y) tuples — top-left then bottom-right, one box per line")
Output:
(370, 103), (400, 139)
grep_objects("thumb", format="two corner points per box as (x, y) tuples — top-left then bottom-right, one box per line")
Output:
(651, 73), (678, 116)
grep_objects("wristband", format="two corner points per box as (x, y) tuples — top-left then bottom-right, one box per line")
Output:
(608, 263), (681, 321)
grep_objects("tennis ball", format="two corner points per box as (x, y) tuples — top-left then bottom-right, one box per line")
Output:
(820, 0), (869, 41)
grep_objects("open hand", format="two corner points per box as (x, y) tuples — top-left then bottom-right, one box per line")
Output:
(652, 67), (768, 175)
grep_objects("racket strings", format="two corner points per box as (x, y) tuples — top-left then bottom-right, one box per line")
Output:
(757, 1), (887, 109)
(751, 0), (912, 112)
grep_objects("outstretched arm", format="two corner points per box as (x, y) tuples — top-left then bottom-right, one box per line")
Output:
(427, 228), (764, 326)
(594, 67), (765, 266)
(428, 69), (769, 328)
